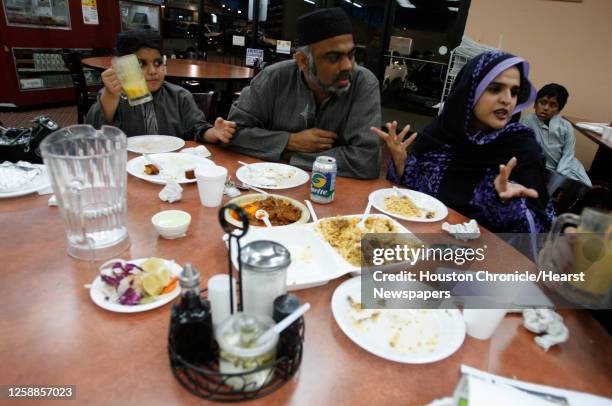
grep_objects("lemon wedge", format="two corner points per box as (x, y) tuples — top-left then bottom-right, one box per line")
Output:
(142, 274), (164, 296)
(156, 267), (171, 286)
(141, 257), (166, 274)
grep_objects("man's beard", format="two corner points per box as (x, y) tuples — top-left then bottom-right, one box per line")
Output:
(307, 59), (352, 96)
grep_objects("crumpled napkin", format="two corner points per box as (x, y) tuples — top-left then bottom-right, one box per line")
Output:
(522, 309), (569, 351)
(48, 195), (57, 206)
(224, 183), (240, 197)
(159, 181), (183, 203)
(180, 145), (211, 158)
(442, 219), (481, 241)
(0, 161), (41, 192)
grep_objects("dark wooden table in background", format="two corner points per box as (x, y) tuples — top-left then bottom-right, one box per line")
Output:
(567, 116), (612, 185)
(82, 56), (254, 81)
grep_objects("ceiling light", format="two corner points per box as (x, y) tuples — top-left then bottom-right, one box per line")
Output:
(303, 0), (315, 4)
(397, 0), (416, 8)
(448, 6), (458, 11)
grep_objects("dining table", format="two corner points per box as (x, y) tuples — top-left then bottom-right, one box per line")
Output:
(82, 57), (254, 81)
(566, 116), (612, 184)
(0, 143), (611, 405)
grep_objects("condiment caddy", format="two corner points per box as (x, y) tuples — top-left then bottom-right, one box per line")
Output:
(167, 203), (306, 401)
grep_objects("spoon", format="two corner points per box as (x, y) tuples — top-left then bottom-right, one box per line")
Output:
(255, 303), (311, 346)
(357, 199), (373, 230)
(255, 209), (272, 227)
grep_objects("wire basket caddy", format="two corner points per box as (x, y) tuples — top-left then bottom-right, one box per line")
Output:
(167, 204), (305, 402)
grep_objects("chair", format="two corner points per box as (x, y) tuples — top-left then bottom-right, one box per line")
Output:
(62, 50), (97, 124)
(546, 170), (590, 214)
(192, 91), (217, 121)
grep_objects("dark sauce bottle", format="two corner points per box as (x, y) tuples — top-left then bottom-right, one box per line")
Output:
(273, 294), (302, 365)
(170, 263), (214, 365)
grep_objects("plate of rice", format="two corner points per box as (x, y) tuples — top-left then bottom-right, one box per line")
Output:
(369, 188), (448, 223)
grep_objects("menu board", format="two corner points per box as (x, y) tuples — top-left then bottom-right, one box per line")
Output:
(3, 0), (71, 29)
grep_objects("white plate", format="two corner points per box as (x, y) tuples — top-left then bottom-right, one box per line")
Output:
(227, 214), (414, 290)
(228, 225), (342, 290)
(127, 152), (214, 184)
(89, 258), (182, 313)
(236, 162), (309, 190)
(127, 135), (185, 154)
(332, 276), (465, 363)
(0, 164), (50, 199)
(575, 122), (608, 134)
(369, 188), (448, 222)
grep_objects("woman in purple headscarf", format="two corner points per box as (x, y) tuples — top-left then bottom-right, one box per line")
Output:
(372, 51), (554, 233)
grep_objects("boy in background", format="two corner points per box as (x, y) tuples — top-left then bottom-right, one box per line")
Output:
(87, 30), (235, 143)
(522, 83), (591, 186)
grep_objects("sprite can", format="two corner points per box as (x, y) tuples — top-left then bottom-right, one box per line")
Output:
(310, 156), (337, 204)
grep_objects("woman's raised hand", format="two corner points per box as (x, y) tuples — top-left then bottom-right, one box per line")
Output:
(371, 121), (417, 178)
(371, 121), (417, 156)
(494, 157), (539, 201)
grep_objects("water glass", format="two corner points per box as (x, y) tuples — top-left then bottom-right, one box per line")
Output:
(40, 125), (130, 260)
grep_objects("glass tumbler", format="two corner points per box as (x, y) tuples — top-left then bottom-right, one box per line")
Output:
(111, 54), (153, 106)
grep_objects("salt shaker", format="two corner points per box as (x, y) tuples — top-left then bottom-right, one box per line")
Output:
(241, 241), (290, 318)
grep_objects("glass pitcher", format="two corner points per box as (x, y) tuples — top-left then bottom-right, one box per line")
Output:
(540, 207), (612, 308)
(40, 125), (130, 260)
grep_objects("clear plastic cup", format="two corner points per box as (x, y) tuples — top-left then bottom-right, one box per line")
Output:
(216, 313), (278, 391)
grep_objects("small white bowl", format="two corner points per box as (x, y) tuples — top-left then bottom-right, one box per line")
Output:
(152, 210), (191, 239)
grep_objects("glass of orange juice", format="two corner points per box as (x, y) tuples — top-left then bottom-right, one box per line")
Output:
(111, 54), (153, 106)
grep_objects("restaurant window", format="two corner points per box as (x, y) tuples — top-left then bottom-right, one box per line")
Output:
(120, 1), (161, 32)
(196, 0), (249, 64)
(337, 0), (386, 74)
(162, 6), (198, 38)
(3, 0), (71, 30)
(381, 0), (470, 124)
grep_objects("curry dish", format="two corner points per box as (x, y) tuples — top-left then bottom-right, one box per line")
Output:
(231, 196), (302, 226)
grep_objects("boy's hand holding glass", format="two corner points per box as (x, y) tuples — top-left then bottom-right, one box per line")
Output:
(204, 118), (237, 144)
(101, 68), (123, 98)
(494, 156), (539, 201)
